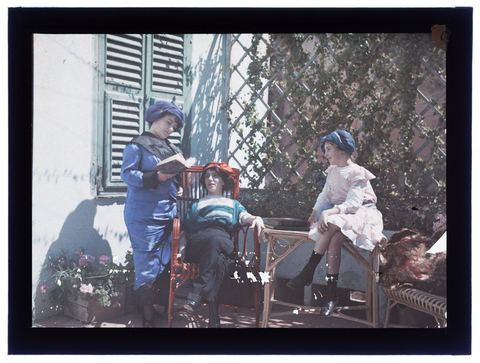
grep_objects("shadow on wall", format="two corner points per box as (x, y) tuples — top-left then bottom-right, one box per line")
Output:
(183, 34), (229, 164)
(34, 199), (113, 321)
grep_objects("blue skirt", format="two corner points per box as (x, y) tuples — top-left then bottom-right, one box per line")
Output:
(126, 219), (173, 290)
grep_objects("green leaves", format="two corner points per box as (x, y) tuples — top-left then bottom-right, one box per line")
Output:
(231, 33), (446, 234)
(43, 250), (135, 308)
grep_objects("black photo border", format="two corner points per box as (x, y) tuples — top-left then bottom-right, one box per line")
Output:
(8, 6), (472, 355)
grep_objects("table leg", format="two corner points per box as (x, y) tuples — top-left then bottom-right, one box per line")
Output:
(365, 256), (373, 324)
(261, 236), (275, 328)
(372, 245), (380, 328)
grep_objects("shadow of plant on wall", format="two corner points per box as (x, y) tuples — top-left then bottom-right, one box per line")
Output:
(34, 199), (116, 321)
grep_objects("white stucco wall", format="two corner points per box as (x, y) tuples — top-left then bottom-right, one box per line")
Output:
(185, 34), (230, 164)
(32, 34), (129, 321)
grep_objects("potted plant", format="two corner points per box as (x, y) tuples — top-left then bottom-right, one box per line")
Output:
(41, 249), (135, 323)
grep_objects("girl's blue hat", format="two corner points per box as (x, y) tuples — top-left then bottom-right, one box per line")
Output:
(145, 101), (185, 129)
(320, 130), (355, 155)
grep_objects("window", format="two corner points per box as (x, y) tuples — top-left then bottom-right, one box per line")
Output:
(94, 34), (190, 195)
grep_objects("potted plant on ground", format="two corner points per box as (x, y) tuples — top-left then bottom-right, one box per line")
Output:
(41, 249), (135, 323)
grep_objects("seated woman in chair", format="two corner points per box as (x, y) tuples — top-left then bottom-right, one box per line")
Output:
(177, 162), (264, 328)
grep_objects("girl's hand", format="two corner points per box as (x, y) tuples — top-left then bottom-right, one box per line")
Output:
(177, 231), (189, 266)
(317, 211), (329, 234)
(157, 171), (176, 182)
(177, 247), (186, 263)
(308, 210), (317, 226)
(177, 186), (184, 197)
(317, 207), (340, 234)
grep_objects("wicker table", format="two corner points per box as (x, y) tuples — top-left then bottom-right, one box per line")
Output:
(261, 228), (384, 328)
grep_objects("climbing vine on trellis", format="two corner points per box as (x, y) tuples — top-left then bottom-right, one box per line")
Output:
(228, 33), (446, 234)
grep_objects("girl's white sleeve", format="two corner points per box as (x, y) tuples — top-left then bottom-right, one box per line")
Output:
(312, 180), (332, 212)
(336, 179), (367, 214)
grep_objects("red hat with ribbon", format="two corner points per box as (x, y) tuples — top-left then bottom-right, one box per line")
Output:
(203, 162), (236, 178)
(201, 162), (236, 190)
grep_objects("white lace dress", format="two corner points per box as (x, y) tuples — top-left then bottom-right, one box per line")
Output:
(310, 164), (385, 251)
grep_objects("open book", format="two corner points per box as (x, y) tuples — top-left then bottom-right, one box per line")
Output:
(156, 154), (196, 175)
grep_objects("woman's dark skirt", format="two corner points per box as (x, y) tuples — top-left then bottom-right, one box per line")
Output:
(185, 227), (234, 303)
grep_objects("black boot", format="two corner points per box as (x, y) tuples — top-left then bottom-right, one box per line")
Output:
(135, 282), (156, 327)
(152, 267), (171, 310)
(141, 305), (156, 327)
(287, 251), (323, 291)
(320, 274), (339, 317)
(208, 300), (221, 328)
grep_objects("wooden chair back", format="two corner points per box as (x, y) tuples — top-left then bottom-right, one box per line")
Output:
(176, 165), (240, 220)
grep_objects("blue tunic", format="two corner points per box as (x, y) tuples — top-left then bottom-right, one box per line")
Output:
(121, 135), (180, 290)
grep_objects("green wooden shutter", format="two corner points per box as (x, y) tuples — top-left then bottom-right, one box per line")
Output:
(101, 34), (146, 192)
(151, 34), (185, 96)
(97, 33), (188, 194)
(146, 34), (186, 147)
(104, 92), (143, 186)
(105, 34), (144, 89)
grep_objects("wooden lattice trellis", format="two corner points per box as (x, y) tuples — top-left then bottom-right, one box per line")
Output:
(226, 33), (446, 191)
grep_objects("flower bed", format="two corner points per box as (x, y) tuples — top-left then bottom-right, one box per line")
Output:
(41, 249), (135, 322)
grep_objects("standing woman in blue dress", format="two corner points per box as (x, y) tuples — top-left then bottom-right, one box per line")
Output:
(121, 101), (185, 327)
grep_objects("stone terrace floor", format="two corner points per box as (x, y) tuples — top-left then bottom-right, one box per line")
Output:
(33, 300), (372, 328)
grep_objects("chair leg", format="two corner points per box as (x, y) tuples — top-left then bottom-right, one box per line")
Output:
(372, 251), (380, 328)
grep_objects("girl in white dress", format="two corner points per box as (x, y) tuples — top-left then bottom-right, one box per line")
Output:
(287, 130), (385, 316)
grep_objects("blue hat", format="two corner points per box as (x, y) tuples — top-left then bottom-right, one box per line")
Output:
(145, 101), (185, 129)
(320, 130), (355, 155)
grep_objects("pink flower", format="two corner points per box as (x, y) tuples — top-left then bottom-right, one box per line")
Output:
(78, 254), (95, 267)
(79, 283), (94, 294)
(39, 284), (48, 294)
(98, 255), (110, 265)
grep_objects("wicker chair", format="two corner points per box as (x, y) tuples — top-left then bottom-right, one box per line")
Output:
(167, 166), (262, 328)
(382, 285), (447, 328)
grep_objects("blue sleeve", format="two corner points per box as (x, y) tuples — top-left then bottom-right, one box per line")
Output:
(121, 143), (158, 188)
